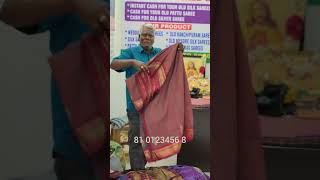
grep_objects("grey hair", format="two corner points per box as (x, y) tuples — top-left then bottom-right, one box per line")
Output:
(139, 24), (155, 35)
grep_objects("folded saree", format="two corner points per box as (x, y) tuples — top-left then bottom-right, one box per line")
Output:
(116, 165), (209, 180)
(49, 33), (108, 180)
(120, 167), (183, 180)
(126, 43), (194, 162)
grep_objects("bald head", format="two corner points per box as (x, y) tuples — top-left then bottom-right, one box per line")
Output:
(139, 23), (155, 35)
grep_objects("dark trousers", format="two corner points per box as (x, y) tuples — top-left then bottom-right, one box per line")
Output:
(53, 152), (97, 180)
(127, 111), (147, 170)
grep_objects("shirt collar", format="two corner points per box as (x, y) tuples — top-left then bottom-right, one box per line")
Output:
(138, 45), (156, 55)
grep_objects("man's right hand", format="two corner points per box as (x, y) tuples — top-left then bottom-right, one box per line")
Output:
(131, 60), (149, 73)
(70, 0), (109, 34)
(110, 59), (150, 73)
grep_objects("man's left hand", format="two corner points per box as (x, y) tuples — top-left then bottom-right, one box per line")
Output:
(178, 43), (184, 52)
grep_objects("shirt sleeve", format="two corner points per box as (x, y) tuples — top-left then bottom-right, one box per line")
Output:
(112, 48), (133, 72)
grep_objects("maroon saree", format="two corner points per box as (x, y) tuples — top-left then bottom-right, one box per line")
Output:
(126, 43), (193, 162)
(48, 33), (108, 180)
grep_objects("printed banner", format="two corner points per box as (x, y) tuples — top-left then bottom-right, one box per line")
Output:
(119, 0), (210, 53)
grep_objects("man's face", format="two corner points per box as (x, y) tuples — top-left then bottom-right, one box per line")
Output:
(139, 27), (155, 50)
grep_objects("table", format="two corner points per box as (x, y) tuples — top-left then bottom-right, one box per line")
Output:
(177, 98), (211, 171)
(191, 97), (210, 109)
(261, 115), (320, 148)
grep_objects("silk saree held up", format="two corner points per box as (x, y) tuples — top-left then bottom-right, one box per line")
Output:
(126, 43), (194, 162)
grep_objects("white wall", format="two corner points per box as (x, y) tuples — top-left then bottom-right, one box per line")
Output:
(110, 70), (127, 118)
(110, 0), (127, 119)
(0, 23), (53, 179)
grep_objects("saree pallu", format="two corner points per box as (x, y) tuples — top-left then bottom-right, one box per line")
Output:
(49, 33), (108, 180)
(126, 43), (193, 162)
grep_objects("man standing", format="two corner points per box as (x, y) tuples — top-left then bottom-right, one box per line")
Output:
(111, 24), (161, 170)
(0, 0), (108, 179)
(111, 24), (183, 170)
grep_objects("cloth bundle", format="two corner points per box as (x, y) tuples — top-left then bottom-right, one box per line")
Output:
(113, 165), (209, 180)
(111, 116), (129, 129)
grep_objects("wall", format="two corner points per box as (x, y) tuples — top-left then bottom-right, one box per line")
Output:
(110, 0), (127, 118)
(110, 71), (127, 118)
